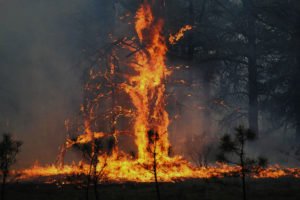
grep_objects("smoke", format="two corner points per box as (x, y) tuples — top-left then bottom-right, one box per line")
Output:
(0, 0), (297, 169)
(0, 0), (115, 168)
(165, 64), (217, 165)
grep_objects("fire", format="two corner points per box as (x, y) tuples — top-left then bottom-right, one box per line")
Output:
(14, 1), (300, 183)
(16, 162), (300, 182)
(169, 25), (192, 45)
(123, 2), (170, 161)
(65, 121), (106, 148)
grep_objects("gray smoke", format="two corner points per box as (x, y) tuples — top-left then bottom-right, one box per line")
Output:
(0, 0), (112, 168)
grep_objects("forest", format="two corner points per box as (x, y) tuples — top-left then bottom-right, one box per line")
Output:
(0, 0), (300, 200)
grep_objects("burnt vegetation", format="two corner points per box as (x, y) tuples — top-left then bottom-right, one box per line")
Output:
(0, 133), (22, 200)
(0, 0), (300, 200)
(70, 139), (108, 200)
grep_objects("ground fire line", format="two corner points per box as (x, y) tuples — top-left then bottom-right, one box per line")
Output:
(15, 1), (300, 183)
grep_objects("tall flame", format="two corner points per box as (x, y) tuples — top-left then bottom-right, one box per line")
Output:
(14, 1), (300, 183)
(123, 2), (170, 161)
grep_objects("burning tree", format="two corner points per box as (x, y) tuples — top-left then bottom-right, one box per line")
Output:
(0, 133), (22, 200)
(12, 0), (300, 185)
(59, 0), (195, 182)
(217, 125), (268, 200)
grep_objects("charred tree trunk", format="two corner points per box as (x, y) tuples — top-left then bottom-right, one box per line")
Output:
(153, 141), (161, 200)
(295, 61), (300, 145)
(85, 160), (93, 200)
(296, 122), (300, 146)
(240, 138), (247, 200)
(1, 171), (7, 200)
(244, 0), (259, 135)
(93, 170), (99, 200)
(85, 145), (97, 200)
(109, 53), (118, 155)
(294, 27), (300, 143)
(91, 143), (99, 200)
(281, 6), (300, 144)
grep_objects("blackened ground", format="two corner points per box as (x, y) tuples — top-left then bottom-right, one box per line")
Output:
(5, 178), (300, 200)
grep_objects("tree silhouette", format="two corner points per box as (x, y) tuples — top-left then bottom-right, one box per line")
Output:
(217, 125), (267, 200)
(0, 133), (22, 200)
(72, 139), (107, 200)
(147, 129), (161, 200)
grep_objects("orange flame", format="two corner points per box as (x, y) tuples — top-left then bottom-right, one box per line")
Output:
(16, 162), (300, 183)
(169, 25), (192, 45)
(14, 2), (300, 183)
(122, 2), (170, 161)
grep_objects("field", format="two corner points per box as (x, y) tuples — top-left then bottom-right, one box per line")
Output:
(6, 178), (300, 200)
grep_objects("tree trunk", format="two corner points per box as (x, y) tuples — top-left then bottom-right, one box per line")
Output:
(85, 158), (94, 200)
(296, 123), (300, 147)
(244, 0), (259, 135)
(109, 54), (118, 155)
(241, 169), (247, 200)
(294, 31), (300, 143)
(248, 43), (258, 135)
(154, 168), (161, 200)
(94, 178), (99, 200)
(295, 66), (300, 145)
(1, 172), (7, 200)
(153, 144), (161, 200)
(86, 175), (90, 200)
(240, 140), (247, 200)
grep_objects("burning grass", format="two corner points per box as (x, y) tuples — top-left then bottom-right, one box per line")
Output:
(12, 1), (300, 185)
(15, 161), (300, 183)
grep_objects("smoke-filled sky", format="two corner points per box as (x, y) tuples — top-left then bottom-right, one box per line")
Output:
(1, 0), (298, 168)
(0, 0), (99, 167)
(0, 0), (205, 168)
